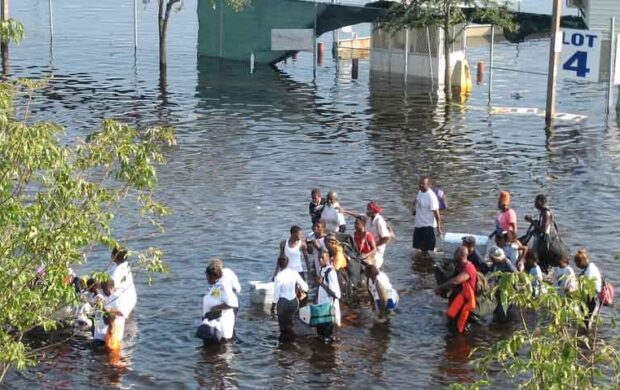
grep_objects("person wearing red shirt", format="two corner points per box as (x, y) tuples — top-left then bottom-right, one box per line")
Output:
(435, 246), (477, 333)
(353, 215), (377, 267)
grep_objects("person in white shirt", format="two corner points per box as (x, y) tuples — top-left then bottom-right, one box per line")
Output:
(365, 265), (398, 320)
(320, 191), (346, 233)
(210, 258), (241, 310)
(76, 278), (104, 328)
(365, 201), (392, 269)
(271, 256), (308, 340)
(275, 225), (310, 281)
(200, 263), (238, 344)
(341, 201), (392, 269)
(574, 248), (603, 329)
(106, 247), (137, 318)
(306, 221), (327, 276)
(525, 252), (546, 297)
(553, 256), (576, 296)
(315, 249), (341, 341)
(412, 177), (443, 255)
(93, 280), (125, 346)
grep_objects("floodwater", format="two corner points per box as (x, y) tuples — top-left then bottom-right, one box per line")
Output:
(4, 0), (620, 388)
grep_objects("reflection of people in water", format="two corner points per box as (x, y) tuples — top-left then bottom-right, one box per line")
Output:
(104, 312), (124, 368)
(193, 343), (235, 389)
(436, 334), (474, 383)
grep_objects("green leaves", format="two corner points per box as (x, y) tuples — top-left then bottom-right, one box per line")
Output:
(0, 18), (24, 45)
(0, 80), (172, 380)
(377, 0), (516, 38)
(465, 271), (620, 389)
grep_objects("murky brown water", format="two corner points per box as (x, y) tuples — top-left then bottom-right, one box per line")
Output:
(4, 0), (620, 388)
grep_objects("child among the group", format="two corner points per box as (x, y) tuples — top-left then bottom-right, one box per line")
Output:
(553, 256), (577, 296)
(502, 231), (528, 272)
(524, 251), (545, 297)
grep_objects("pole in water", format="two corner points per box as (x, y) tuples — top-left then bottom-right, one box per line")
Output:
(545, 0), (563, 128)
(250, 52), (255, 74)
(312, 1), (317, 80)
(352, 58), (359, 79)
(49, 0), (54, 42)
(404, 29), (409, 84)
(488, 25), (495, 104)
(607, 17), (616, 115)
(477, 61), (484, 85)
(133, 0), (138, 54)
(317, 42), (324, 65)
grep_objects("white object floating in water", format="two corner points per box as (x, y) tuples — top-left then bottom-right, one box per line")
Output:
(249, 281), (274, 306)
(443, 232), (489, 260)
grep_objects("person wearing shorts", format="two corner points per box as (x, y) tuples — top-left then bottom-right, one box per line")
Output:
(412, 176), (443, 254)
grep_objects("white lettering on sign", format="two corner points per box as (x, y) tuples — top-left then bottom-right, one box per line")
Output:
(560, 28), (601, 82)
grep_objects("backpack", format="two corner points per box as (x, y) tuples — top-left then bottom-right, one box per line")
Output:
(433, 188), (447, 210)
(475, 271), (489, 295)
(599, 281), (615, 306)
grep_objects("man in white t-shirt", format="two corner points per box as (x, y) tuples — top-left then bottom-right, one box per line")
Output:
(413, 176), (443, 255)
(366, 201), (392, 269)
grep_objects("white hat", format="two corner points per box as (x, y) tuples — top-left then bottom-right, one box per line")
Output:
(489, 246), (506, 261)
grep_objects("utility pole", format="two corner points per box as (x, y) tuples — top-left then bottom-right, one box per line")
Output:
(545, 0), (563, 128)
(1, 0), (8, 75)
(134, 0), (138, 55)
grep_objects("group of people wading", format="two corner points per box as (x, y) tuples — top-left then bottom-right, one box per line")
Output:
(434, 190), (613, 333)
(266, 188), (399, 343)
(186, 174), (615, 349)
(68, 177), (613, 362)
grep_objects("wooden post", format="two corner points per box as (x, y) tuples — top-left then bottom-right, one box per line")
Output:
(545, 0), (563, 128)
(317, 42), (324, 64)
(1, 0), (8, 76)
(352, 58), (359, 79)
(477, 61), (484, 85)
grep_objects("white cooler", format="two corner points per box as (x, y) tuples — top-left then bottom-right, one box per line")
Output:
(442, 232), (489, 259)
(249, 281), (274, 306)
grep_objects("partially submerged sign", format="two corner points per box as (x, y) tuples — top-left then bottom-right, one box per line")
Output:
(271, 29), (314, 52)
(560, 29), (602, 82)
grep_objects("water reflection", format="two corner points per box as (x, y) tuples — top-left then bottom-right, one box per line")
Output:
(194, 343), (237, 389)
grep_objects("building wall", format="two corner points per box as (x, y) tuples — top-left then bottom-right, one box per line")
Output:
(370, 25), (465, 86)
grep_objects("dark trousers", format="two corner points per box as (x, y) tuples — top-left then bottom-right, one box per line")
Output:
(413, 226), (436, 251)
(277, 297), (299, 339)
(316, 322), (333, 338)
